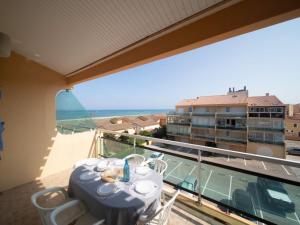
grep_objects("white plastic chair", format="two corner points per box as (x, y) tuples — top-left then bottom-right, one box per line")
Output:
(124, 154), (145, 165)
(50, 199), (105, 225)
(31, 187), (71, 225)
(154, 159), (168, 175)
(137, 190), (180, 225)
(73, 158), (99, 169)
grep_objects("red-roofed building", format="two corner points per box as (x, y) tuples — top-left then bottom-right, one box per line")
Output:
(167, 88), (286, 158)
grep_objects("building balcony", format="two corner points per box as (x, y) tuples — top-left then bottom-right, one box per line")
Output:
(2, 128), (299, 225)
(248, 126), (284, 132)
(167, 111), (191, 117)
(216, 112), (247, 118)
(191, 124), (215, 129)
(248, 138), (285, 146)
(216, 124), (247, 130)
(192, 134), (215, 141)
(167, 122), (191, 126)
(216, 136), (247, 144)
(192, 112), (215, 116)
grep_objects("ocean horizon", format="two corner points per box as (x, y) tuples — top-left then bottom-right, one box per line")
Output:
(56, 109), (171, 120)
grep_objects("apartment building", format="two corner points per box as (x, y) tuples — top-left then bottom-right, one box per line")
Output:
(167, 88), (286, 158)
(286, 104), (300, 141)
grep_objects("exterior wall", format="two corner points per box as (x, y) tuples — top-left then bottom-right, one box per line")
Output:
(285, 119), (300, 141)
(247, 142), (285, 158)
(0, 53), (96, 191)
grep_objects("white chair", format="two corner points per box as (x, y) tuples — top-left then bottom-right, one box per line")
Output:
(154, 159), (168, 176)
(73, 158), (99, 169)
(124, 154), (145, 165)
(50, 199), (105, 225)
(31, 187), (71, 225)
(137, 190), (180, 225)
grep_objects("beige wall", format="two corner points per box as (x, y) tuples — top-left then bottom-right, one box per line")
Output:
(247, 142), (285, 158)
(0, 53), (96, 191)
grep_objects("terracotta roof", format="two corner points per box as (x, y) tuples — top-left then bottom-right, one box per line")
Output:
(176, 94), (284, 107)
(95, 119), (134, 131)
(176, 94), (247, 107)
(95, 115), (160, 131)
(247, 95), (284, 107)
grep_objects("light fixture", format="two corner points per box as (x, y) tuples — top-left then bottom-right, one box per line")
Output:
(0, 32), (11, 58)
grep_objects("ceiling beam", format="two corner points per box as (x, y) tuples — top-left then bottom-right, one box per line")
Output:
(67, 0), (300, 85)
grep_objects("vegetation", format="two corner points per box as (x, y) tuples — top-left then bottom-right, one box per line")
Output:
(152, 125), (167, 139)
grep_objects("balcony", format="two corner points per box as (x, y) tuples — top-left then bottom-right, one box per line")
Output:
(216, 124), (247, 130)
(216, 112), (247, 118)
(248, 138), (285, 146)
(167, 111), (191, 117)
(248, 126), (284, 132)
(216, 136), (247, 144)
(192, 112), (215, 117)
(192, 134), (215, 141)
(167, 122), (191, 126)
(191, 124), (215, 129)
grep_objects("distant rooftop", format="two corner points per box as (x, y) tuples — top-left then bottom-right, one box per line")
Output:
(176, 87), (284, 107)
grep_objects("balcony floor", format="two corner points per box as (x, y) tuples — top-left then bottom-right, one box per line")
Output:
(0, 169), (208, 225)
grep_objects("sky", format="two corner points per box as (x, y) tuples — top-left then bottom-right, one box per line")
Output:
(72, 17), (300, 110)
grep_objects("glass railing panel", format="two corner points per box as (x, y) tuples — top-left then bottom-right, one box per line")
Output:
(100, 130), (300, 225)
(200, 152), (300, 225)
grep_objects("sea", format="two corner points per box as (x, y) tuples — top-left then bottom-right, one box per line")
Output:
(56, 109), (171, 120)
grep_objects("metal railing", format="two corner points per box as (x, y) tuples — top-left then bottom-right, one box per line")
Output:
(57, 124), (300, 225)
(96, 129), (300, 225)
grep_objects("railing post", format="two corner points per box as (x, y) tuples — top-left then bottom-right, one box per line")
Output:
(98, 130), (104, 158)
(197, 148), (202, 205)
(133, 137), (136, 153)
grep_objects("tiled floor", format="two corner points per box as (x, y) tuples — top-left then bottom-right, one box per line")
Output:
(0, 169), (207, 225)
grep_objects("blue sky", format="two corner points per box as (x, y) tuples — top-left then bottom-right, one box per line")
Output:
(73, 17), (300, 110)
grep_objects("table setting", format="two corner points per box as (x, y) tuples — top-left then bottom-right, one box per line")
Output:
(68, 157), (163, 225)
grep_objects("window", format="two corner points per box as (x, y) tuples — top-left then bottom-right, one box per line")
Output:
(226, 107), (230, 112)
(294, 124), (297, 128)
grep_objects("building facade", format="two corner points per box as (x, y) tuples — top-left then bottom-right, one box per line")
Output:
(285, 104), (300, 141)
(167, 88), (286, 158)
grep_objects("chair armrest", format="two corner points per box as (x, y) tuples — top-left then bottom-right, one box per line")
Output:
(137, 207), (163, 225)
(93, 219), (106, 225)
(31, 186), (68, 211)
(50, 199), (84, 225)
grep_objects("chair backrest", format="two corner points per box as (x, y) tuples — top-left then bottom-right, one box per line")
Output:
(73, 158), (99, 169)
(31, 187), (68, 225)
(154, 159), (168, 175)
(157, 190), (180, 225)
(50, 200), (86, 225)
(124, 154), (145, 165)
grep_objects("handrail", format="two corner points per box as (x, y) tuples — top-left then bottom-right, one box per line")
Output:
(97, 129), (300, 168)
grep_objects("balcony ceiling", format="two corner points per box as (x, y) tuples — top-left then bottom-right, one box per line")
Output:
(0, 0), (223, 75)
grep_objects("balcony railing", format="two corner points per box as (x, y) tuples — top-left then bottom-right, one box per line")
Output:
(191, 124), (215, 129)
(248, 126), (284, 132)
(216, 112), (247, 117)
(248, 138), (285, 145)
(192, 112), (215, 116)
(167, 111), (191, 116)
(166, 131), (190, 137)
(57, 125), (300, 225)
(192, 134), (215, 141)
(216, 124), (247, 130)
(216, 136), (247, 144)
(167, 122), (191, 126)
